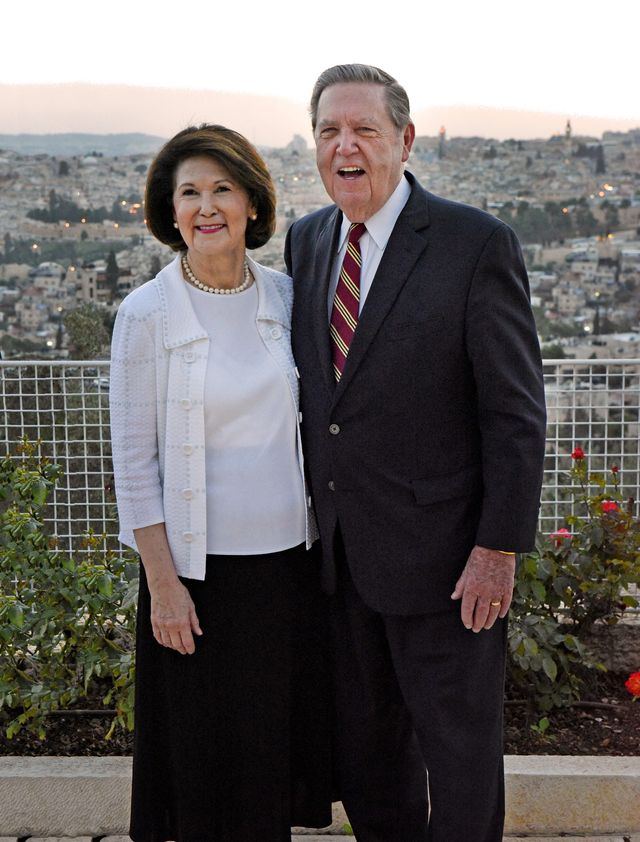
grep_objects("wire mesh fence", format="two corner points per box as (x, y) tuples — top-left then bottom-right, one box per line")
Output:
(1, 360), (115, 553)
(542, 358), (640, 532)
(2, 357), (640, 553)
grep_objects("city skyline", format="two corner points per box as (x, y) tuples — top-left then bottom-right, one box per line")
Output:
(2, 0), (639, 144)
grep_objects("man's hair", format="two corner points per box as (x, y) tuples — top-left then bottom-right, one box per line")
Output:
(310, 64), (412, 132)
(145, 124), (276, 251)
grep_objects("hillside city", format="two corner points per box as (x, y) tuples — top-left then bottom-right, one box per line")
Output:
(1, 123), (640, 360)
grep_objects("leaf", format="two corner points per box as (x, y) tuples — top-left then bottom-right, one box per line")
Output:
(542, 656), (557, 681)
(8, 604), (24, 629)
(531, 580), (546, 602)
(97, 575), (113, 598)
(31, 479), (48, 507)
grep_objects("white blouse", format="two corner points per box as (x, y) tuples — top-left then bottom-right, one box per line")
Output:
(186, 282), (306, 554)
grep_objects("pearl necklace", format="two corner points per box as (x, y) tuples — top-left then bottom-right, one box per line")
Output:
(181, 254), (252, 295)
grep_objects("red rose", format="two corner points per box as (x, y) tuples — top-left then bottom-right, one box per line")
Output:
(601, 501), (619, 513)
(625, 672), (640, 698)
(551, 527), (571, 547)
(612, 465), (620, 474)
(571, 447), (585, 460)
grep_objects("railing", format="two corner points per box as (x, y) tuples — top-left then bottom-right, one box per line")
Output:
(1, 358), (640, 552)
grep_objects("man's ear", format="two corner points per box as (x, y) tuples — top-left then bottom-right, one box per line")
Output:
(402, 122), (416, 163)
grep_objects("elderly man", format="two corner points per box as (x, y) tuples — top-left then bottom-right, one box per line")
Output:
(285, 64), (546, 842)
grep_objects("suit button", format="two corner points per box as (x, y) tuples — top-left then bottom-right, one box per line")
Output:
(182, 443), (193, 455)
(329, 423), (340, 435)
(328, 480), (335, 491)
(184, 352), (195, 363)
(182, 488), (194, 500)
(183, 531), (194, 543)
(270, 327), (282, 340)
(180, 398), (192, 410)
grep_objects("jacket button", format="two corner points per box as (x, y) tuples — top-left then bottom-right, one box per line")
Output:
(328, 480), (335, 491)
(182, 488), (194, 499)
(181, 398), (192, 410)
(329, 423), (340, 435)
(270, 327), (282, 340)
(182, 443), (193, 455)
(184, 352), (195, 363)
(183, 531), (194, 542)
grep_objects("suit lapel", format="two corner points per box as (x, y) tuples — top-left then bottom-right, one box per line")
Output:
(333, 178), (431, 403)
(310, 207), (342, 392)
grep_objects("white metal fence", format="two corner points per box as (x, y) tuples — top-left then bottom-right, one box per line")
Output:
(1, 358), (640, 552)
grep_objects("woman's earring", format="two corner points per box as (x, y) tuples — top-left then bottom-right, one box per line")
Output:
(173, 222), (179, 228)
(249, 213), (257, 221)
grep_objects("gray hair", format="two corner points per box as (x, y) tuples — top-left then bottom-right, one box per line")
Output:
(310, 64), (412, 132)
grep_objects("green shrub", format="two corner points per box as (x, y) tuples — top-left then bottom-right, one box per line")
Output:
(508, 447), (640, 714)
(0, 437), (138, 739)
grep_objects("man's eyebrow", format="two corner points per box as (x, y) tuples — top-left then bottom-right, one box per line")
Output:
(317, 116), (377, 128)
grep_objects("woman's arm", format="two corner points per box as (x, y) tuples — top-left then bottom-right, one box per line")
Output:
(134, 522), (202, 655)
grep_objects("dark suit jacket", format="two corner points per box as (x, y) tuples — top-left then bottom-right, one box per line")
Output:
(285, 172), (546, 615)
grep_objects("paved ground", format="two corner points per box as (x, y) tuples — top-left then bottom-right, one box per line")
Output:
(2, 834), (639, 841)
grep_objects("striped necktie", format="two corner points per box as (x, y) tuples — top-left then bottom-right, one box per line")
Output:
(330, 222), (366, 381)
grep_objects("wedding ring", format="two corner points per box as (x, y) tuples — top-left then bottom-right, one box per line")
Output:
(490, 600), (502, 606)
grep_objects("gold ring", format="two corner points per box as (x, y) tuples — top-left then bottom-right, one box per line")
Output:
(490, 600), (502, 606)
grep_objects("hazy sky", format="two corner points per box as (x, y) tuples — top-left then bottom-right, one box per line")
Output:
(2, 0), (639, 122)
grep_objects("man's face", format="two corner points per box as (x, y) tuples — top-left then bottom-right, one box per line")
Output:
(314, 82), (415, 222)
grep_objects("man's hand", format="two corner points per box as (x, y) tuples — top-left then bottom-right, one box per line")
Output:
(450, 545), (515, 632)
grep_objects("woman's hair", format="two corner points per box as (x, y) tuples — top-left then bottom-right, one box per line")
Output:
(145, 124), (276, 251)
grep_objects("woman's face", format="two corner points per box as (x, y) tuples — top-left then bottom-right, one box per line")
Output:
(172, 155), (255, 262)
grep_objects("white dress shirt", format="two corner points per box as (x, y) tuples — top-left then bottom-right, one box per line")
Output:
(327, 174), (411, 319)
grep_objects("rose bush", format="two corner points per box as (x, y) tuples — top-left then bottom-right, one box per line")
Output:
(508, 446), (640, 714)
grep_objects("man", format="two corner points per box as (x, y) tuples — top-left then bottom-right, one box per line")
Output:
(285, 64), (546, 842)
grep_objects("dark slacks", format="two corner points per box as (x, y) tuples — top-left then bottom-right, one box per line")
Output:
(331, 548), (507, 842)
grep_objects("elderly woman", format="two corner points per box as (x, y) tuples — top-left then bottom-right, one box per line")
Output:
(109, 124), (332, 842)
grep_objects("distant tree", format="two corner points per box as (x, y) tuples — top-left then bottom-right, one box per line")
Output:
(134, 164), (147, 175)
(3, 232), (12, 257)
(80, 229), (89, 241)
(595, 145), (606, 175)
(149, 255), (162, 279)
(58, 161), (70, 177)
(540, 344), (566, 359)
(64, 304), (111, 359)
(575, 206), (598, 237)
(105, 251), (119, 297)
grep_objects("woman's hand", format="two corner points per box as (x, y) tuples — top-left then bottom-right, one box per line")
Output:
(133, 523), (203, 655)
(149, 579), (203, 655)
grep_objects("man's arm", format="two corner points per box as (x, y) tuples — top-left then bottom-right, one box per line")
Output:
(454, 222), (546, 630)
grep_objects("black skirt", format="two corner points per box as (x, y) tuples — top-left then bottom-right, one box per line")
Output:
(129, 544), (333, 842)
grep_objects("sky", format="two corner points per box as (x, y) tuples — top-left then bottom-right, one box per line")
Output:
(1, 0), (639, 141)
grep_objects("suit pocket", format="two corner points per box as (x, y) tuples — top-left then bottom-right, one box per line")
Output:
(383, 314), (446, 341)
(412, 463), (481, 505)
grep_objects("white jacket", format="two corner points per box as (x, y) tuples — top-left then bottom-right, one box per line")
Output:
(109, 253), (317, 580)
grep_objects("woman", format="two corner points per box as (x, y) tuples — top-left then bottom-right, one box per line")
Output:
(109, 124), (332, 841)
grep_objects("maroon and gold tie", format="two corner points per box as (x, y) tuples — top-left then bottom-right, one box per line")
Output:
(330, 222), (366, 381)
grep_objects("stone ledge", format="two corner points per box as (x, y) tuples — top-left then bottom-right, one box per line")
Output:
(0, 756), (639, 836)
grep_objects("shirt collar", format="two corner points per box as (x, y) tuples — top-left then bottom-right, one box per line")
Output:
(337, 174), (411, 252)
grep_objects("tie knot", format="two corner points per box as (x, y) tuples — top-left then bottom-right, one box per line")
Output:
(348, 222), (366, 245)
